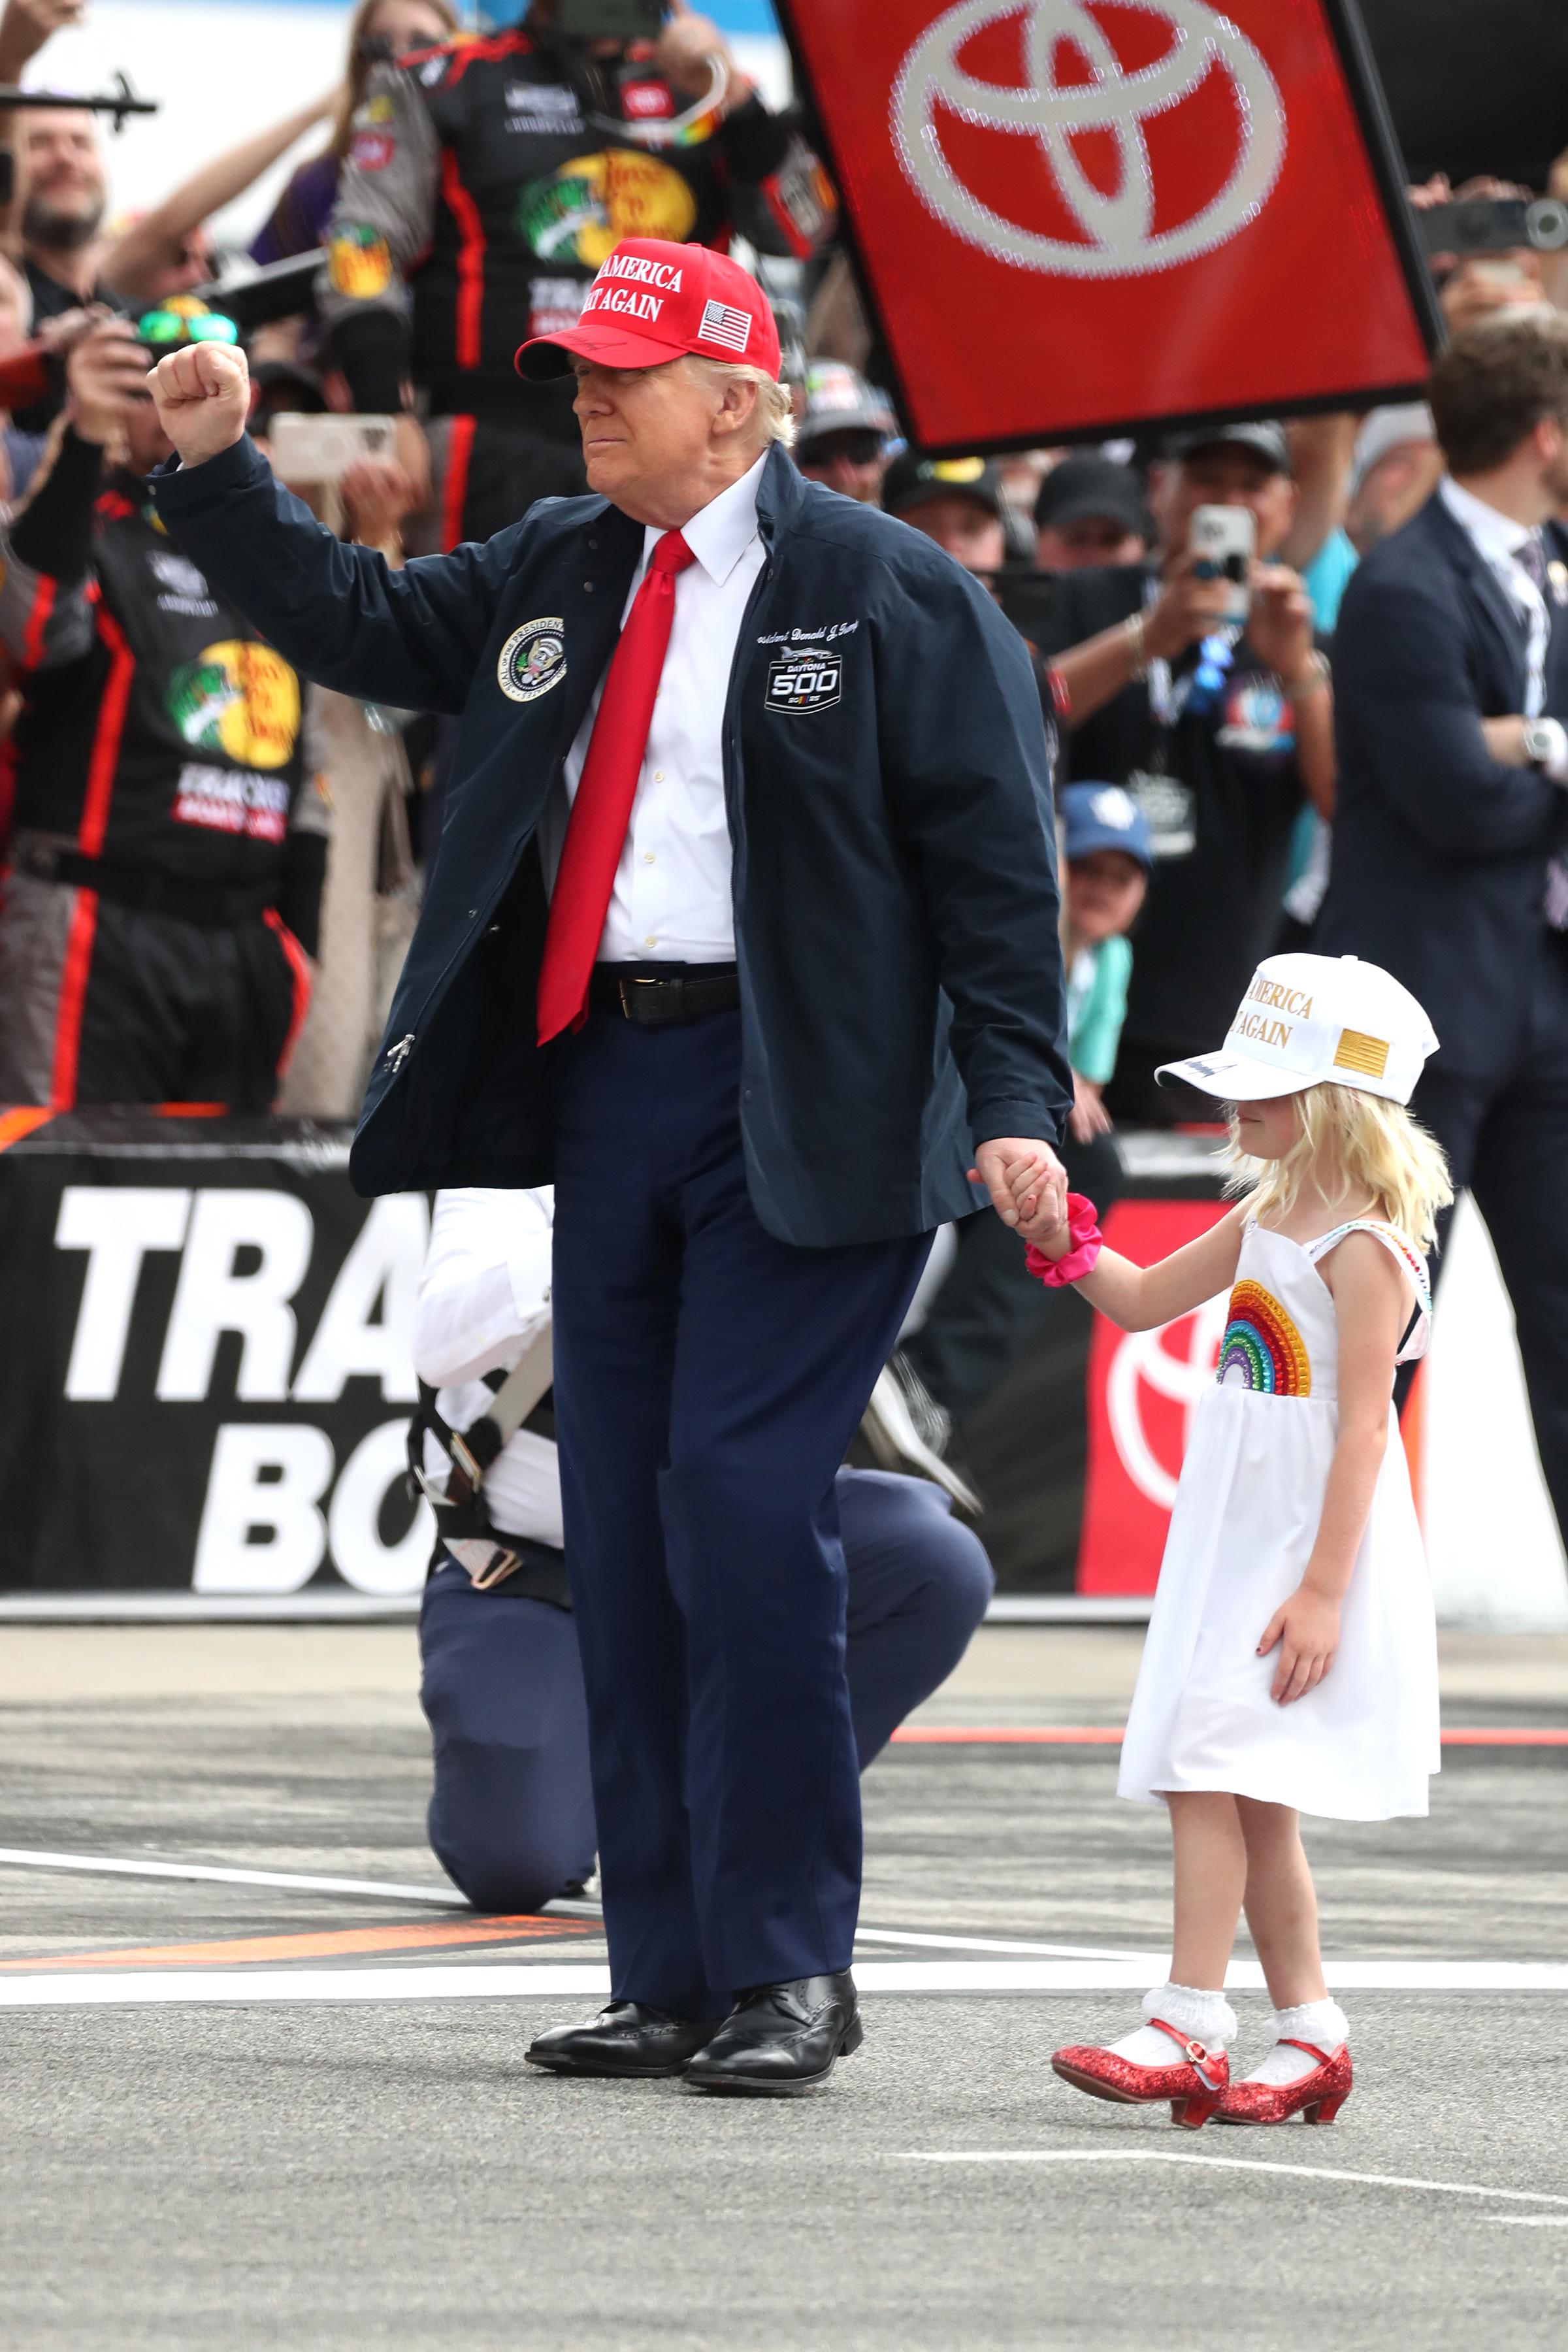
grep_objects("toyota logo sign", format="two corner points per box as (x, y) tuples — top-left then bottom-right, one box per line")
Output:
(893, 0), (1286, 278)
(780, 0), (1437, 451)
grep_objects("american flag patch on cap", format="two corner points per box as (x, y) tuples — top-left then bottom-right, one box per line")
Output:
(698, 299), (753, 355)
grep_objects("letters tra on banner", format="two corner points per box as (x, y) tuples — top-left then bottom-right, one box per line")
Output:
(779, 0), (1441, 450)
(0, 1118), (436, 1597)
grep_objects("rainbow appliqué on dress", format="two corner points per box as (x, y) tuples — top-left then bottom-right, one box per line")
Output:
(1217, 1280), (1312, 1396)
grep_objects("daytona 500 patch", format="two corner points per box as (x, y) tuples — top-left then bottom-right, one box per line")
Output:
(766, 647), (843, 713)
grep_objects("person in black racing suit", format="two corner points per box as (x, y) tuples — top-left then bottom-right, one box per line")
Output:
(318, 0), (836, 546)
(0, 307), (323, 1111)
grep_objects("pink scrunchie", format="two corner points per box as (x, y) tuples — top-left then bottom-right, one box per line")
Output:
(1024, 1192), (1103, 1287)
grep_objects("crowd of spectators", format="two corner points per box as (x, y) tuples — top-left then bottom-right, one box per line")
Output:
(1, 1), (1567, 1524)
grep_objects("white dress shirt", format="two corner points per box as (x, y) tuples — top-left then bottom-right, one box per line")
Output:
(415, 1186), (563, 1549)
(1440, 476), (1568, 773)
(538, 449), (769, 964)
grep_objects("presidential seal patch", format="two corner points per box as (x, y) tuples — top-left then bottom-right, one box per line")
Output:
(498, 618), (567, 703)
(766, 648), (842, 715)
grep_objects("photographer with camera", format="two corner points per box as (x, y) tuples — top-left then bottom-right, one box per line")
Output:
(1037, 424), (1335, 1125)
(0, 304), (324, 1109)
(319, 0), (834, 547)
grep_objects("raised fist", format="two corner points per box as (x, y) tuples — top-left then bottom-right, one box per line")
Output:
(149, 342), (251, 468)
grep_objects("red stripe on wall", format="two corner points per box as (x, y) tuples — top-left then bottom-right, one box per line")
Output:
(441, 414), (476, 553)
(440, 148), (487, 371)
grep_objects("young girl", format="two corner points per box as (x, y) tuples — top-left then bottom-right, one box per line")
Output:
(1028, 952), (1451, 2129)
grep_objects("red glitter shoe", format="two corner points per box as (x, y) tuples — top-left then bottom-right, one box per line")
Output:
(1213, 2040), (1352, 2127)
(1051, 2017), (1229, 2130)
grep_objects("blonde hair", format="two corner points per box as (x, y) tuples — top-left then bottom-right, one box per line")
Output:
(1225, 1083), (1453, 1252)
(686, 355), (796, 449)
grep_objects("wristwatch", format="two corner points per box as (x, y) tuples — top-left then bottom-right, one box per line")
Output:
(1522, 719), (1560, 767)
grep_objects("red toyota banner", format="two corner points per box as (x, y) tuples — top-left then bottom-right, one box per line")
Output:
(781, 0), (1441, 451)
(1075, 1199), (1228, 1596)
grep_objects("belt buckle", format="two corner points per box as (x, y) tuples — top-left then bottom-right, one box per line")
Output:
(617, 975), (666, 1022)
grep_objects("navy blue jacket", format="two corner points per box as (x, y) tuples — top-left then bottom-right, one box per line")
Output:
(150, 439), (1070, 1245)
(1316, 492), (1568, 1075)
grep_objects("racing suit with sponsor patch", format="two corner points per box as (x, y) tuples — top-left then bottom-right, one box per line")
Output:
(319, 24), (834, 546)
(0, 435), (324, 1109)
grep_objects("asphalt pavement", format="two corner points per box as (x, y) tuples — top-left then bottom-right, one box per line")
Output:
(2, 1626), (1566, 2350)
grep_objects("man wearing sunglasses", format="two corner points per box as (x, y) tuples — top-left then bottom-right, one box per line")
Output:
(0, 304), (326, 1111)
(793, 364), (896, 508)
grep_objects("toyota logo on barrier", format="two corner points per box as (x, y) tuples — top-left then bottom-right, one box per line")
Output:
(892, 0), (1286, 278)
(1105, 1295), (1228, 1510)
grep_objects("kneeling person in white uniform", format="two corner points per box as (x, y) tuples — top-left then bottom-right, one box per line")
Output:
(414, 1188), (996, 1915)
(1021, 956), (1448, 2131)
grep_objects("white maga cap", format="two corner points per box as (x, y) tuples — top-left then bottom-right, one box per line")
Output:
(1156, 953), (1438, 1105)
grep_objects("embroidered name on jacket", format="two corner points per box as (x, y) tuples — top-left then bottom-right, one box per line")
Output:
(497, 617), (566, 702)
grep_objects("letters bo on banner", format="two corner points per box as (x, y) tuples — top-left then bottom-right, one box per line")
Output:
(777, 0), (1440, 450)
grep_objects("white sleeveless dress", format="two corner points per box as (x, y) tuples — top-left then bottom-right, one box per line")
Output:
(1119, 1218), (1441, 1821)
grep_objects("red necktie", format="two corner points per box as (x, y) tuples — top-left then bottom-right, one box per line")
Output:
(536, 529), (698, 1043)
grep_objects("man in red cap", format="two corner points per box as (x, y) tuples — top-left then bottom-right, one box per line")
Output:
(145, 236), (1071, 2095)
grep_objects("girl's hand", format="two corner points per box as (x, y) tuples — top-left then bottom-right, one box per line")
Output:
(1258, 1584), (1340, 1705)
(1026, 1203), (1074, 1262)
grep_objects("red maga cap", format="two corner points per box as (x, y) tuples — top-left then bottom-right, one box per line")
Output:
(515, 238), (780, 382)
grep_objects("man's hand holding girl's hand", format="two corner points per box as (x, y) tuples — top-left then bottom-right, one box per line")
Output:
(970, 1137), (1068, 1239)
(1258, 1582), (1341, 1705)
(150, 342), (251, 467)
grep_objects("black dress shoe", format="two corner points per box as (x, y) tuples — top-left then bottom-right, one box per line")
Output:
(525, 2001), (722, 2079)
(681, 1972), (863, 2096)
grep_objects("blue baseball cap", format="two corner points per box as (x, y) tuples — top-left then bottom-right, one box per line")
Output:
(1062, 783), (1154, 872)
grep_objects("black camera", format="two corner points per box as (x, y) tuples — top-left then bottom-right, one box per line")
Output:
(553, 1), (665, 37)
(1418, 195), (1568, 259)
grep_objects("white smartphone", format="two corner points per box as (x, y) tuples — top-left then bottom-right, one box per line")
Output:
(1189, 503), (1255, 625)
(267, 412), (398, 484)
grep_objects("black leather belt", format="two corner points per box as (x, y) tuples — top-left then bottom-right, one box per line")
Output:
(589, 965), (740, 1024)
(14, 840), (276, 928)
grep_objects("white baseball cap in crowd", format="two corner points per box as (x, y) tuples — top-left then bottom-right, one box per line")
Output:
(1156, 953), (1439, 1105)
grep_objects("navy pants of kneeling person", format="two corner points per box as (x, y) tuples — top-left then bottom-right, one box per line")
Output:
(421, 1468), (995, 1915)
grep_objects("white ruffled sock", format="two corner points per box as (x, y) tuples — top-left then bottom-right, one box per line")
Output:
(1109, 1982), (1237, 2067)
(1241, 1998), (1349, 2085)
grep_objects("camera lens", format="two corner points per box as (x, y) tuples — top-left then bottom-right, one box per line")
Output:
(1527, 197), (1568, 252)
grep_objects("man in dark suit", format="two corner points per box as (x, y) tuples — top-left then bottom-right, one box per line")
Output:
(144, 238), (1071, 2093)
(1317, 316), (1568, 1543)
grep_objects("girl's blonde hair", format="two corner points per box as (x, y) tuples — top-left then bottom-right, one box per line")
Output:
(1225, 1083), (1453, 1252)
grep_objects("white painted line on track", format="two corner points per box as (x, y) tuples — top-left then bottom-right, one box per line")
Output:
(0, 1850), (1130, 1955)
(853, 1929), (1153, 1959)
(0, 1846), (472, 1906)
(1490, 2216), (1568, 2225)
(901, 2151), (1568, 2207)
(0, 1846), (1149, 1959)
(5, 1957), (1568, 2007)
(0, 1965), (613, 2006)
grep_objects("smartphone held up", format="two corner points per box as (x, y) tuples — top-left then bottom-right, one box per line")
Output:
(1189, 504), (1256, 628)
